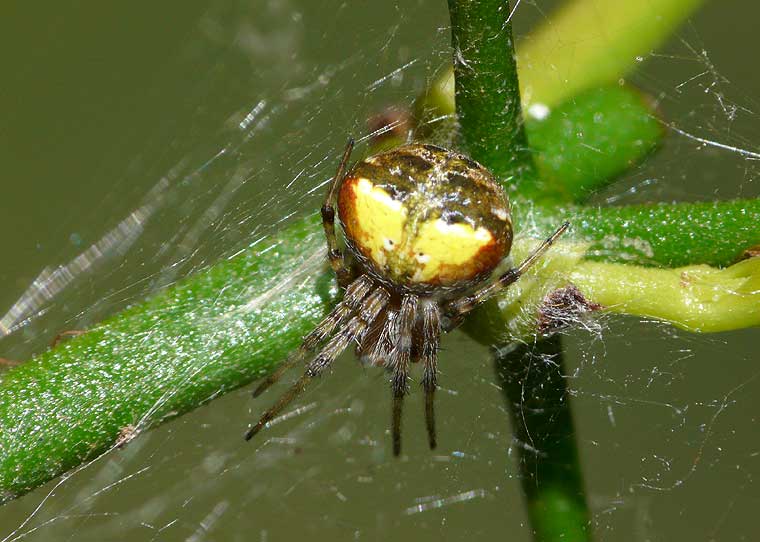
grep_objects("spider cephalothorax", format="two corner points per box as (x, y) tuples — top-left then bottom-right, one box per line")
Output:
(246, 139), (568, 455)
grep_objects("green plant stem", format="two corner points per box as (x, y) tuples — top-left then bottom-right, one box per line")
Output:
(530, 199), (760, 268)
(0, 196), (757, 503)
(494, 336), (591, 542)
(572, 256), (760, 333)
(447, 0), (536, 183)
(0, 216), (334, 503)
(446, 10), (591, 535)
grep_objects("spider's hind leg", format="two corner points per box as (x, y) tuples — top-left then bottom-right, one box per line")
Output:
(252, 275), (373, 398)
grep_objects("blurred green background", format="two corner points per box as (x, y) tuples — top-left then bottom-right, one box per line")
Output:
(0, 1), (758, 540)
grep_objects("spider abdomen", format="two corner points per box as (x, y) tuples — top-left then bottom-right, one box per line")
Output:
(338, 143), (513, 288)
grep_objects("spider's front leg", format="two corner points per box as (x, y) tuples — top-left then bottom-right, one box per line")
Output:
(246, 286), (389, 441)
(252, 274), (373, 398)
(321, 137), (355, 288)
(444, 222), (570, 325)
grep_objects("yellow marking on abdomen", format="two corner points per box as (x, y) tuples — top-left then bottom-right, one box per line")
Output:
(410, 219), (494, 283)
(344, 178), (497, 284)
(348, 177), (407, 267)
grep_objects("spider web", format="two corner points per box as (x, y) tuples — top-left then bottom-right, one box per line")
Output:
(0, 1), (758, 540)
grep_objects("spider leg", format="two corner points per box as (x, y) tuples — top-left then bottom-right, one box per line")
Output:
(321, 137), (355, 288)
(253, 275), (373, 398)
(420, 300), (441, 450)
(389, 294), (418, 456)
(51, 329), (87, 348)
(362, 308), (396, 367)
(445, 222), (570, 325)
(245, 286), (389, 441)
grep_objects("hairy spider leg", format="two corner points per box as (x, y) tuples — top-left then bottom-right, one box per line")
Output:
(445, 222), (570, 322)
(389, 294), (418, 456)
(364, 308), (397, 366)
(252, 275), (374, 398)
(419, 300), (441, 450)
(245, 287), (389, 441)
(321, 137), (355, 288)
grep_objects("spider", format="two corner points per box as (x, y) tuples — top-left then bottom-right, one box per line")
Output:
(246, 138), (568, 455)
